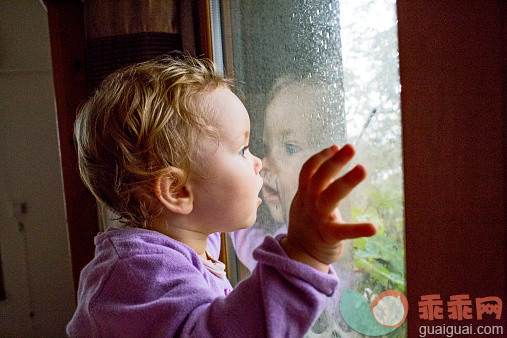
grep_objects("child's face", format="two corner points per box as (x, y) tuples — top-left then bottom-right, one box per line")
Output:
(189, 87), (263, 234)
(261, 85), (316, 223)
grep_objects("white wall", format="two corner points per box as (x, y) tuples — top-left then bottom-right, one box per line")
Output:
(0, 0), (76, 336)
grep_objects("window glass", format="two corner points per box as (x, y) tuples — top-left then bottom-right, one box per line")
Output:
(221, 0), (404, 336)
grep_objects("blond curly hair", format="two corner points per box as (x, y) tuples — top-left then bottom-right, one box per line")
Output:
(75, 56), (232, 228)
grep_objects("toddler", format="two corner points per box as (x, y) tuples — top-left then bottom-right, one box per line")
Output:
(66, 56), (376, 337)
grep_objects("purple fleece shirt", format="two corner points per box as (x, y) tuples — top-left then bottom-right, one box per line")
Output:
(66, 228), (338, 337)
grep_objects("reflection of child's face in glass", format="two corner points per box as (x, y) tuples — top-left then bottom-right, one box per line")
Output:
(261, 84), (317, 223)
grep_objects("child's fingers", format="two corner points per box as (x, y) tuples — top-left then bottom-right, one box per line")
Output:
(307, 144), (356, 199)
(318, 164), (367, 214)
(298, 145), (339, 190)
(327, 222), (377, 241)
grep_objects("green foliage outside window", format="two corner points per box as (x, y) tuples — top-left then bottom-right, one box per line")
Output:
(341, 0), (406, 304)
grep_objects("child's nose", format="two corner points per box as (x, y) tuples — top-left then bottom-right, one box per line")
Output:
(253, 155), (262, 175)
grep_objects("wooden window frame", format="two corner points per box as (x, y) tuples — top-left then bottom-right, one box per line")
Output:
(46, 0), (97, 293)
(397, 1), (505, 333)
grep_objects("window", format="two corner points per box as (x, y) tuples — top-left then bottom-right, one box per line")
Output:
(218, 0), (405, 336)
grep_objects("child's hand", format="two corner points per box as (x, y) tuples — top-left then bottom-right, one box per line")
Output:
(281, 144), (377, 273)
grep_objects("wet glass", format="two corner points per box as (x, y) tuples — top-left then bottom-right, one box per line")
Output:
(220, 0), (405, 336)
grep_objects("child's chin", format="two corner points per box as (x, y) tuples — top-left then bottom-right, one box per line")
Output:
(233, 223), (255, 233)
(236, 215), (258, 231)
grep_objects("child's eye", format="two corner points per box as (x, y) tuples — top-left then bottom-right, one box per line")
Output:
(284, 143), (302, 155)
(239, 145), (249, 158)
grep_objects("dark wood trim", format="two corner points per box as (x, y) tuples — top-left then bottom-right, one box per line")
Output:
(220, 0), (234, 77)
(0, 250), (5, 301)
(397, 0), (505, 334)
(195, 0), (213, 59)
(46, 0), (99, 294)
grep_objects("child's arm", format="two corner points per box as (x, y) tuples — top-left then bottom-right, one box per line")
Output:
(281, 144), (377, 273)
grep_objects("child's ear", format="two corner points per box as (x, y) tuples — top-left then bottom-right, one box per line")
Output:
(154, 168), (193, 215)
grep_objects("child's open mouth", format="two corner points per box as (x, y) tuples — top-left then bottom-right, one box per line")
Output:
(257, 197), (262, 206)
